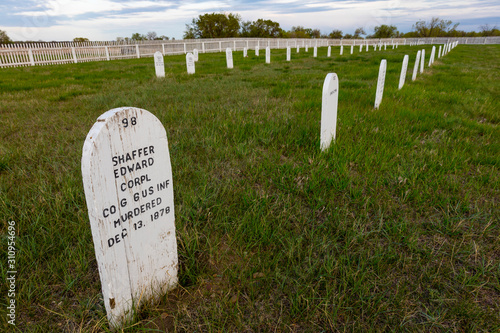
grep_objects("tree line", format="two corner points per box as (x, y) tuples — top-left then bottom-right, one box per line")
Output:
(1, 15), (499, 44)
(183, 13), (500, 39)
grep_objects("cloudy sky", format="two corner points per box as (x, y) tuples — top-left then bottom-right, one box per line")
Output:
(1, 0), (499, 41)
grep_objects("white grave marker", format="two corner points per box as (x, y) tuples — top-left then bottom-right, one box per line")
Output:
(438, 45), (442, 58)
(340, 45), (343, 55)
(398, 55), (409, 90)
(350, 45), (353, 54)
(429, 46), (435, 66)
(186, 52), (195, 74)
(297, 46), (300, 53)
(193, 49), (199, 62)
(320, 73), (339, 151)
(82, 107), (177, 328)
(359, 44), (362, 52)
(366, 44), (369, 52)
(154, 51), (165, 78)
(305, 45), (309, 52)
(265, 46), (270, 63)
(255, 46), (259, 56)
(243, 47), (247, 58)
(412, 50), (421, 81)
(374, 59), (387, 109)
(420, 49), (425, 73)
(286, 46), (291, 61)
(226, 47), (233, 69)
(327, 46), (331, 57)
(313, 46), (317, 57)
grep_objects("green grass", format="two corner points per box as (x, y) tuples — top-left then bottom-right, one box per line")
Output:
(0, 45), (499, 332)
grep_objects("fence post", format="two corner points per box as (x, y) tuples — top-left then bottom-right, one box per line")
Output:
(28, 48), (35, 66)
(71, 47), (78, 63)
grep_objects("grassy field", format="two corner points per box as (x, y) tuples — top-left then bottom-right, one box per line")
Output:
(0, 44), (499, 332)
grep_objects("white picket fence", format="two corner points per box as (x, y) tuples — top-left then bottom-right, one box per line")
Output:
(1, 37), (497, 68)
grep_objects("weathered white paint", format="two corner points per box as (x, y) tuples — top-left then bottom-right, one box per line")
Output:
(226, 48), (233, 69)
(286, 46), (291, 61)
(320, 73), (339, 151)
(327, 46), (331, 57)
(314, 46), (317, 57)
(374, 59), (387, 109)
(154, 51), (165, 78)
(412, 50), (421, 81)
(186, 52), (195, 74)
(193, 49), (199, 62)
(420, 49), (425, 73)
(398, 55), (409, 90)
(82, 107), (177, 329)
(265, 46), (270, 63)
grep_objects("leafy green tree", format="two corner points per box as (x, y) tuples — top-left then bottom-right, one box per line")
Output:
(0, 30), (12, 43)
(329, 29), (343, 39)
(244, 19), (283, 37)
(480, 24), (500, 36)
(288, 26), (315, 38)
(413, 17), (459, 37)
(73, 37), (89, 43)
(131, 33), (147, 40)
(184, 13), (241, 38)
(370, 25), (399, 38)
(354, 27), (366, 39)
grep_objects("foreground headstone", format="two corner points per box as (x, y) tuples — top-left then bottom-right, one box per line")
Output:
(193, 49), (199, 62)
(82, 107), (177, 329)
(226, 48), (233, 69)
(286, 46), (291, 61)
(412, 50), (421, 81)
(320, 73), (339, 151)
(186, 52), (195, 74)
(374, 59), (387, 109)
(154, 51), (165, 78)
(265, 46), (270, 63)
(398, 55), (409, 90)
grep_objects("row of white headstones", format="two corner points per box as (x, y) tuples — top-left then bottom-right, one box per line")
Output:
(330, 41), (457, 150)
(83, 40), (458, 329)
